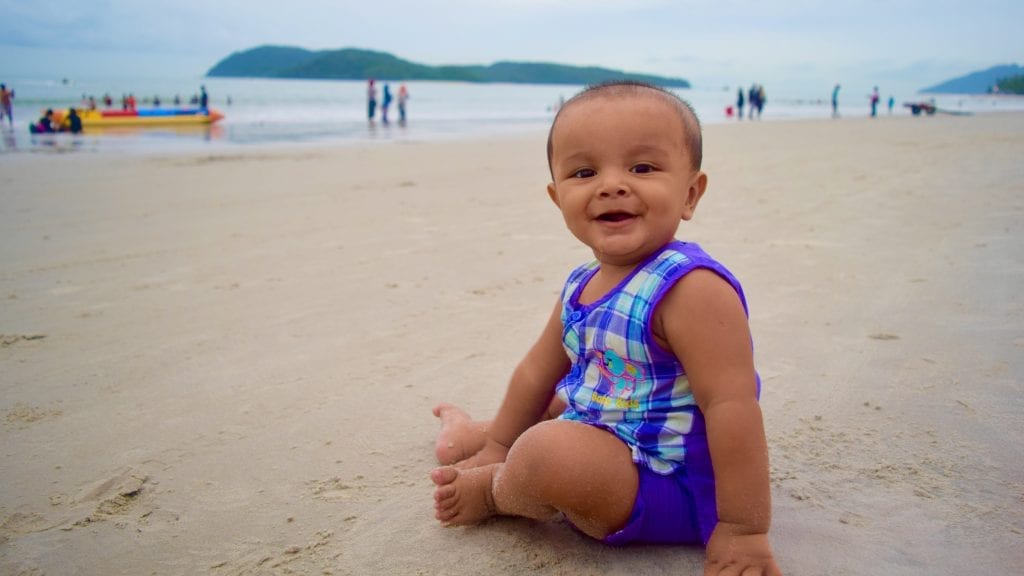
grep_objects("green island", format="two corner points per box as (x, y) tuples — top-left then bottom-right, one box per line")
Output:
(207, 45), (690, 88)
(920, 63), (1023, 94)
(996, 75), (1024, 94)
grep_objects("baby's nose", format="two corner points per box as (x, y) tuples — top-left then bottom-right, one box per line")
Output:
(597, 174), (631, 197)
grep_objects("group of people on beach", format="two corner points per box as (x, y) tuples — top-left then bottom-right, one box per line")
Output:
(730, 83), (766, 120)
(77, 85), (211, 112)
(869, 86), (896, 117)
(833, 84), (896, 118)
(1, 82), (73, 134)
(367, 79), (409, 125)
(31, 108), (82, 134)
(11, 82), (212, 137)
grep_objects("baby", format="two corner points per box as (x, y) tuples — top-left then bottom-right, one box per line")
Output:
(431, 81), (780, 574)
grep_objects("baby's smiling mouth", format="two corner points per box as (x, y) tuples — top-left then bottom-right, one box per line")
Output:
(597, 211), (636, 222)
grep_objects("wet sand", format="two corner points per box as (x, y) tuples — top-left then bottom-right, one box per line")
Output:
(1, 112), (1022, 574)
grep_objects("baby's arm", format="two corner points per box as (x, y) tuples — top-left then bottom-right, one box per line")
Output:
(659, 269), (781, 575)
(475, 301), (571, 464)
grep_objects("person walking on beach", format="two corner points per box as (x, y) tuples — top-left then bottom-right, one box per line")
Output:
(367, 79), (378, 121)
(381, 84), (393, 124)
(870, 86), (880, 117)
(200, 85), (209, 110)
(832, 84), (841, 118)
(756, 84), (766, 119)
(429, 81), (781, 575)
(736, 87), (744, 121)
(887, 95), (895, 115)
(1, 83), (14, 129)
(748, 84), (758, 119)
(398, 84), (409, 125)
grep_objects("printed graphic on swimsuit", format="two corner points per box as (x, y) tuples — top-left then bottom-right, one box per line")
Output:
(591, 349), (644, 409)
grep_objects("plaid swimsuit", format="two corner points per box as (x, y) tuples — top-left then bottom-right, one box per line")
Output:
(555, 240), (756, 543)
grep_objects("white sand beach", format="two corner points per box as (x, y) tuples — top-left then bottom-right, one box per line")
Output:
(1, 112), (1023, 575)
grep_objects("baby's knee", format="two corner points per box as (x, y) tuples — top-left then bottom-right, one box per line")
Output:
(509, 420), (611, 480)
(506, 420), (569, 475)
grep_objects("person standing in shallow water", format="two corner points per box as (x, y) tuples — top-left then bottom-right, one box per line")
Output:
(367, 79), (378, 121)
(381, 84), (393, 124)
(0, 83), (14, 128)
(398, 84), (409, 125)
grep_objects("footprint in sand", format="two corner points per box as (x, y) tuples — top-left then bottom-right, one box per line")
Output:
(211, 530), (337, 573)
(308, 475), (367, 502)
(0, 511), (53, 543)
(2, 467), (166, 542)
(59, 467), (151, 528)
(4, 403), (63, 427)
(0, 334), (46, 348)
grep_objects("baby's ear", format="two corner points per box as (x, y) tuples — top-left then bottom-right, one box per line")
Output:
(547, 182), (561, 208)
(680, 172), (708, 221)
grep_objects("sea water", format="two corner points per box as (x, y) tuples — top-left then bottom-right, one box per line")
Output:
(2, 74), (1023, 155)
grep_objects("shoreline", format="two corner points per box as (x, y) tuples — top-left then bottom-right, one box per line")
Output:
(4, 87), (1024, 158)
(2, 112), (1022, 574)
(2, 107), (1022, 161)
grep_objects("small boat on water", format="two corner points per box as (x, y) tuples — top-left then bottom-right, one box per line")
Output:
(48, 107), (225, 129)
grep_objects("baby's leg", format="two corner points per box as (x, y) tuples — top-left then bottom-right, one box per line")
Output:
(432, 398), (567, 465)
(432, 419), (638, 539)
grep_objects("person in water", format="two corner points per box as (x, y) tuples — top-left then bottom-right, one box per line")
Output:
(367, 79), (378, 121)
(398, 84), (409, 125)
(381, 84), (393, 124)
(64, 108), (83, 134)
(0, 83), (14, 128)
(33, 109), (55, 133)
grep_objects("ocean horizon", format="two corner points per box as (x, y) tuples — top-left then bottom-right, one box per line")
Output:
(3, 74), (1023, 155)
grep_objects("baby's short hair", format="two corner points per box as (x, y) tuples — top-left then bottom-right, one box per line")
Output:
(546, 80), (702, 174)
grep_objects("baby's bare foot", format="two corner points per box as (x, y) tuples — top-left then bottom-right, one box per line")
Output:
(433, 402), (486, 465)
(431, 464), (499, 526)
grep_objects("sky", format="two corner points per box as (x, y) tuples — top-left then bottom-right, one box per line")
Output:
(1, 0), (1021, 98)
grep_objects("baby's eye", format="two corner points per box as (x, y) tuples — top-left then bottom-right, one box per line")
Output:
(572, 168), (596, 179)
(631, 163), (655, 174)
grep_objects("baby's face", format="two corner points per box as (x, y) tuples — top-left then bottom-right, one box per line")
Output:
(547, 94), (705, 267)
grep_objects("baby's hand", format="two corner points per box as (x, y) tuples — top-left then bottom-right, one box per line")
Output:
(704, 522), (781, 576)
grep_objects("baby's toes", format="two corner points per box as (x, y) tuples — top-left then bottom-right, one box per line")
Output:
(434, 502), (458, 520)
(433, 482), (457, 502)
(430, 466), (459, 486)
(434, 489), (459, 511)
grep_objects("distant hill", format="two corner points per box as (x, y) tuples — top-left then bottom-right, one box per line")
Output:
(920, 64), (1023, 94)
(207, 46), (690, 88)
(997, 75), (1024, 94)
